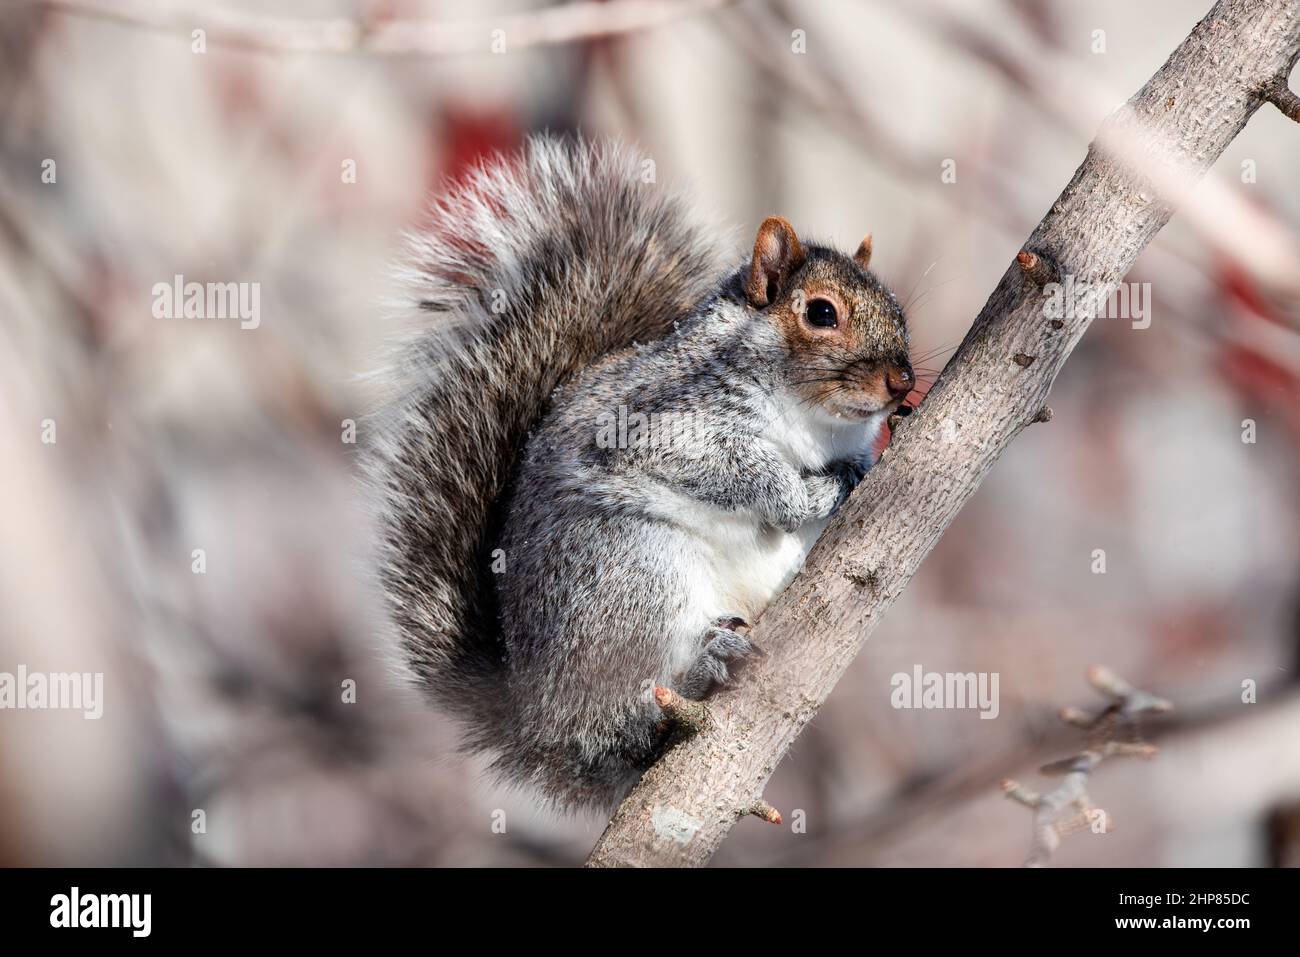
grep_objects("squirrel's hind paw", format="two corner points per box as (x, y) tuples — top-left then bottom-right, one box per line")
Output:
(704, 628), (763, 662)
(677, 627), (763, 698)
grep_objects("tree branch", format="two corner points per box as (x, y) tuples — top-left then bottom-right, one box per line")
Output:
(1264, 75), (1300, 121)
(586, 0), (1300, 868)
(1002, 666), (1171, 867)
(35, 0), (733, 58)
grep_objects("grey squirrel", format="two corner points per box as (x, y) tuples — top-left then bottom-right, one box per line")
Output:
(366, 137), (913, 812)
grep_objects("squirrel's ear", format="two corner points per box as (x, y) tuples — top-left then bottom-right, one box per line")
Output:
(746, 216), (805, 307)
(854, 233), (873, 270)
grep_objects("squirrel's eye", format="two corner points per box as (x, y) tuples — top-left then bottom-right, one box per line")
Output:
(805, 298), (838, 329)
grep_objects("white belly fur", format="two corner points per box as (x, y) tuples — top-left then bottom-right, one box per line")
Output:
(652, 504), (810, 681)
(655, 395), (887, 680)
(693, 507), (811, 621)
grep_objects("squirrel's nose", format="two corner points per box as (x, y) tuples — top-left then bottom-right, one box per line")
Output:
(885, 364), (914, 399)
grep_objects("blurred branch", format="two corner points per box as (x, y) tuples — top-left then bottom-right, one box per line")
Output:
(586, 0), (1300, 868)
(719, 1), (1207, 322)
(769, 682), (1295, 866)
(723, 1), (1031, 236)
(899, 0), (1300, 315)
(36, 0), (733, 57)
(1002, 667), (1171, 867)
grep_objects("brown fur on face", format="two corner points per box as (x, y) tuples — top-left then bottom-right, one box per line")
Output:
(745, 219), (913, 418)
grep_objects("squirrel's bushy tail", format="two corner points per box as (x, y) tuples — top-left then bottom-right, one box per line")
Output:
(364, 137), (726, 751)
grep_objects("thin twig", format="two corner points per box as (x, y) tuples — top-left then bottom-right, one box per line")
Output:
(1264, 75), (1300, 122)
(747, 799), (783, 825)
(654, 686), (710, 734)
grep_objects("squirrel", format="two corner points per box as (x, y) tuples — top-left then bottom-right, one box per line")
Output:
(365, 137), (913, 813)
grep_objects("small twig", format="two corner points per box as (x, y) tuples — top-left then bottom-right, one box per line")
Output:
(35, 0), (734, 58)
(1263, 75), (1300, 122)
(747, 799), (783, 825)
(1085, 665), (1174, 721)
(1001, 781), (1041, 808)
(653, 686), (710, 734)
(1002, 667), (1170, 866)
(1015, 249), (1059, 287)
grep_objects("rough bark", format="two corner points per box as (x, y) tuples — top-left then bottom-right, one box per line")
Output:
(587, 0), (1300, 867)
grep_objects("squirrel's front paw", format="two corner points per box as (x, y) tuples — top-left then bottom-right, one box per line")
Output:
(831, 458), (868, 499)
(803, 460), (866, 520)
(677, 627), (764, 699)
(802, 472), (847, 521)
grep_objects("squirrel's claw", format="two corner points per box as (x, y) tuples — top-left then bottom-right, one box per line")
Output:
(713, 615), (752, 634)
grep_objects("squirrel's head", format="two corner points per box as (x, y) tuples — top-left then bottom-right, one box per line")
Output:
(743, 216), (913, 420)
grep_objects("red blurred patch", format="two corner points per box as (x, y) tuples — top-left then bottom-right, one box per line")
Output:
(1216, 257), (1300, 443)
(432, 108), (523, 191)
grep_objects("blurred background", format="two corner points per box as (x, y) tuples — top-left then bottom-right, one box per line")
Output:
(2, 0), (1299, 867)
